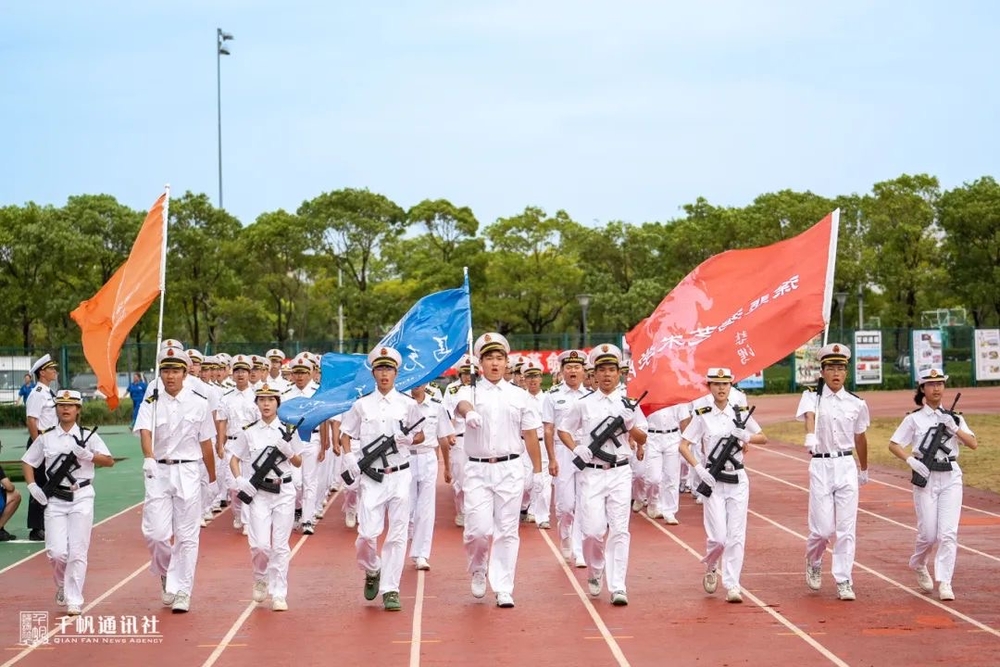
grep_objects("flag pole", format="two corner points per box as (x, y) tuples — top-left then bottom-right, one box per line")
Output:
(155, 185), (170, 350)
(821, 208), (841, 346)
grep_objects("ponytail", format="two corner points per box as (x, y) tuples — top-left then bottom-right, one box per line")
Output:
(913, 385), (925, 407)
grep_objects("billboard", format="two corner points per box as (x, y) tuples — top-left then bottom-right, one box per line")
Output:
(974, 329), (1000, 381)
(853, 330), (883, 385)
(911, 329), (944, 384)
(794, 334), (824, 387)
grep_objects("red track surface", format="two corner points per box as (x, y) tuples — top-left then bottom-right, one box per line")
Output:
(3, 387), (998, 667)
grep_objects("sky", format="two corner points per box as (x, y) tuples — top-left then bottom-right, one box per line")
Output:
(3, 1), (999, 228)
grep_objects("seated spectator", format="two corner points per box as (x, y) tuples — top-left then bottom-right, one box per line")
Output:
(0, 439), (23, 541)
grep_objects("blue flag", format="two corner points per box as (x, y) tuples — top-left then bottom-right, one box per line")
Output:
(277, 281), (471, 435)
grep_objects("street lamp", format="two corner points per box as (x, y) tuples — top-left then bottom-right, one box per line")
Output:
(857, 284), (864, 329)
(834, 291), (848, 339)
(216, 28), (234, 209)
(577, 294), (592, 348)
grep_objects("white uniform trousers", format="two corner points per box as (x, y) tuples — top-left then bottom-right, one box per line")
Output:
(554, 446), (584, 559)
(450, 438), (467, 518)
(247, 481), (295, 598)
(45, 491), (95, 607)
(298, 442), (321, 522)
(521, 446), (550, 517)
(228, 457), (250, 526)
(408, 450), (439, 559)
(200, 461), (213, 515)
(630, 452), (648, 504)
(213, 448), (228, 505)
(318, 448), (335, 496)
(463, 458), (525, 595)
(805, 456), (859, 583)
(645, 438), (681, 517)
(910, 466), (963, 585)
(529, 471), (553, 525)
(701, 469), (749, 591)
(688, 441), (707, 499)
(580, 465), (632, 593)
(142, 461), (203, 597)
(357, 469), (411, 594)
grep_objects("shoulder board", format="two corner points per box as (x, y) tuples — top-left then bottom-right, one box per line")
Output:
(847, 391), (863, 400)
(447, 385), (459, 394)
(144, 393), (158, 404)
(581, 389), (596, 398)
(35, 386), (45, 393)
(281, 387), (295, 395)
(192, 390), (207, 400)
(223, 389), (235, 396)
(806, 386), (817, 393)
(431, 397), (442, 404)
(694, 406), (712, 415)
(242, 419), (260, 430)
(909, 407), (921, 414)
(40, 425), (57, 434)
(732, 404), (749, 412)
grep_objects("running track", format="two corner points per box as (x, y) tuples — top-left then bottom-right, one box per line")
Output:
(2, 387), (998, 667)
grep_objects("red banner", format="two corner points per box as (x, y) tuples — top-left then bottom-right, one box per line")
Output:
(626, 211), (839, 412)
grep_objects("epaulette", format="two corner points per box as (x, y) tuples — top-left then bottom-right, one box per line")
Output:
(847, 390), (863, 400)
(909, 407), (921, 414)
(144, 393), (158, 404)
(40, 425), (56, 435)
(242, 419), (259, 430)
(281, 387), (295, 395)
(34, 386), (45, 393)
(694, 406), (712, 415)
(732, 404), (749, 412)
(223, 389), (235, 397)
(192, 390), (207, 400)
(447, 385), (459, 394)
(431, 397), (442, 404)
(580, 389), (596, 399)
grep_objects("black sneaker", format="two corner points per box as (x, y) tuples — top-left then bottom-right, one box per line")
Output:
(29, 529), (45, 541)
(0, 528), (16, 541)
(364, 570), (381, 601)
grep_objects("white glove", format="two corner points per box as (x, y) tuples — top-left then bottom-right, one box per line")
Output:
(730, 427), (751, 443)
(572, 444), (594, 464)
(27, 482), (48, 506)
(275, 439), (295, 458)
(236, 476), (256, 498)
(464, 410), (483, 429)
(208, 479), (220, 497)
(344, 450), (361, 480)
(142, 457), (157, 479)
(393, 424), (415, 448)
(906, 456), (930, 478)
(694, 464), (716, 489)
(532, 471), (547, 494)
(858, 469), (869, 486)
(804, 433), (819, 454)
(227, 474), (240, 492)
(938, 412), (959, 436)
(75, 446), (94, 462)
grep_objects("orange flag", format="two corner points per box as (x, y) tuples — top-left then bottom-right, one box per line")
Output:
(626, 210), (839, 413)
(70, 193), (166, 410)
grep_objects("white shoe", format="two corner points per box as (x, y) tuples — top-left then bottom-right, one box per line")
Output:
(345, 511), (357, 529)
(302, 522), (315, 535)
(271, 596), (288, 611)
(200, 517), (209, 527)
(161, 576), (174, 606)
(233, 518), (243, 531)
(703, 569), (718, 594)
(496, 592), (515, 608)
(471, 571), (487, 599)
(172, 591), (191, 613)
(836, 581), (856, 601)
(560, 538), (573, 561)
(56, 586), (66, 606)
(526, 513), (535, 523)
(575, 557), (586, 568)
(537, 521), (551, 529)
(611, 590), (628, 606)
(695, 496), (704, 505)
(664, 514), (679, 525)
(242, 524), (248, 536)
(631, 500), (643, 513)
(202, 510), (213, 521)
(806, 561), (822, 591)
(647, 508), (663, 519)
(588, 571), (604, 597)
(454, 513), (465, 527)
(66, 604), (82, 616)
(252, 579), (269, 603)
(916, 566), (933, 593)
(726, 587), (743, 603)
(938, 582), (955, 601)
(415, 557), (430, 571)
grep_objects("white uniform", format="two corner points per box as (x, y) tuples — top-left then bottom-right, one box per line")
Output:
(134, 386), (216, 601)
(644, 404), (687, 520)
(408, 395), (455, 561)
(796, 386), (870, 585)
(543, 383), (588, 560)
(227, 419), (303, 600)
(524, 389), (551, 526)
(457, 380), (541, 595)
(890, 406), (974, 587)
(218, 386), (260, 528)
(340, 389), (423, 596)
(682, 403), (762, 592)
(444, 380), (469, 523)
(22, 424), (110, 607)
(282, 383), (320, 527)
(686, 388), (747, 497)
(559, 387), (648, 596)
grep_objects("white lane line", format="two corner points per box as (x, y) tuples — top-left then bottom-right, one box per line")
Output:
(746, 508), (1000, 639)
(536, 529), (631, 667)
(746, 465), (1000, 564)
(410, 570), (426, 667)
(756, 446), (1000, 518)
(638, 515), (850, 667)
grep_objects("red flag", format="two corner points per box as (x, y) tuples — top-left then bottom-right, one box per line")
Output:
(626, 210), (839, 412)
(70, 193), (166, 410)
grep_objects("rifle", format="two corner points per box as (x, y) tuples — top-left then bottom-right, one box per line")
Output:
(573, 390), (648, 470)
(911, 393), (961, 488)
(342, 417), (426, 484)
(42, 426), (98, 501)
(697, 406), (755, 498)
(239, 446), (289, 504)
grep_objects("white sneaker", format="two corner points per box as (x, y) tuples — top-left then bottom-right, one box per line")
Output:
(271, 596), (288, 611)
(202, 510), (213, 521)
(938, 582), (955, 601)
(252, 579), (269, 602)
(454, 513), (465, 527)
(242, 524), (248, 536)
(161, 576), (174, 606)
(647, 507), (663, 519)
(66, 604), (82, 616)
(56, 586), (66, 606)
(496, 592), (515, 608)
(471, 571), (487, 598)
(526, 513), (535, 523)
(806, 561), (822, 591)
(703, 569), (718, 594)
(664, 514), (679, 525)
(588, 571), (604, 597)
(631, 500), (644, 513)
(233, 518), (243, 531)
(560, 538), (573, 561)
(414, 557), (430, 571)
(172, 591), (191, 613)
(836, 581), (856, 601)
(611, 590), (628, 606)
(345, 511), (357, 529)
(200, 517), (209, 527)
(726, 587), (743, 603)
(695, 496), (704, 505)
(537, 521), (551, 529)
(302, 522), (315, 535)
(575, 557), (587, 568)
(916, 566), (934, 593)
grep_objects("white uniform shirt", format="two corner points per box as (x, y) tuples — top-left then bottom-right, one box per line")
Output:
(889, 405), (974, 463)
(412, 396), (455, 454)
(682, 403), (762, 469)
(525, 390), (547, 441)
(689, 386), (748, 416)
(455, 380), (541, 459)
(134, 386), (216, 461)
(558, 387), (649, 465)
(795, 386), (870, 454)
(22, 424), (111, 496)
(340, 388), (423, 469)
(218, 386), (260, 436)
(262, 374), (291, 393)
(542, 384), (589, 441)
(227, 418), (303, 478)
(444, 380), (470, 435)
(25, 382), (58, 431)
(646, 404), (687, 436)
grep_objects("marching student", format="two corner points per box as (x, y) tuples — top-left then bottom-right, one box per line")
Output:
(797, 343), (870, 601)
(557, 344), (648, 606)
(22, 390), (114, 615)
(407, 383), (455, 570)
(643, 401), (688, 524)
(227, 384), (303, 611)
(135, 346), (218, 613)
(339, 346), (424, 611)
(25, 353), (60, 541)
(444, 354), (476, 527)
(217, 354), (260, 533)
(682, 381), (747, 505)
(282, 354), (319, 533)
(452, 333), (544, 608)
(264, 349), (291, 392)
(521, 359), (555, 529)
(679, 367), (765, 604)
(888, 368), (977, 601)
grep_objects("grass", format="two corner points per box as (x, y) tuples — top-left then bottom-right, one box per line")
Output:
(763, 414), (1000, 495)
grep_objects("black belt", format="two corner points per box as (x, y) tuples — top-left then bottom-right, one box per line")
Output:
(455, 433), (464, 438)
(156, 459), (198, 464)
(927, 456), (958, 472)
(227, 436), (237, 440)
(371, 462), (410, 475)
(468, 454), (519, 463)
(648, 428), (679, 434)
(812, 450), (854, 459)
(263, 475), (293, 484)
(585, 459), (630, 470)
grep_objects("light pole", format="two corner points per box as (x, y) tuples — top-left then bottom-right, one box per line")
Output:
(216, 28), (233, 209)
(857, 284), (864, 329)
(577, 294), (592, 348)
(834, 291), (847, 340)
